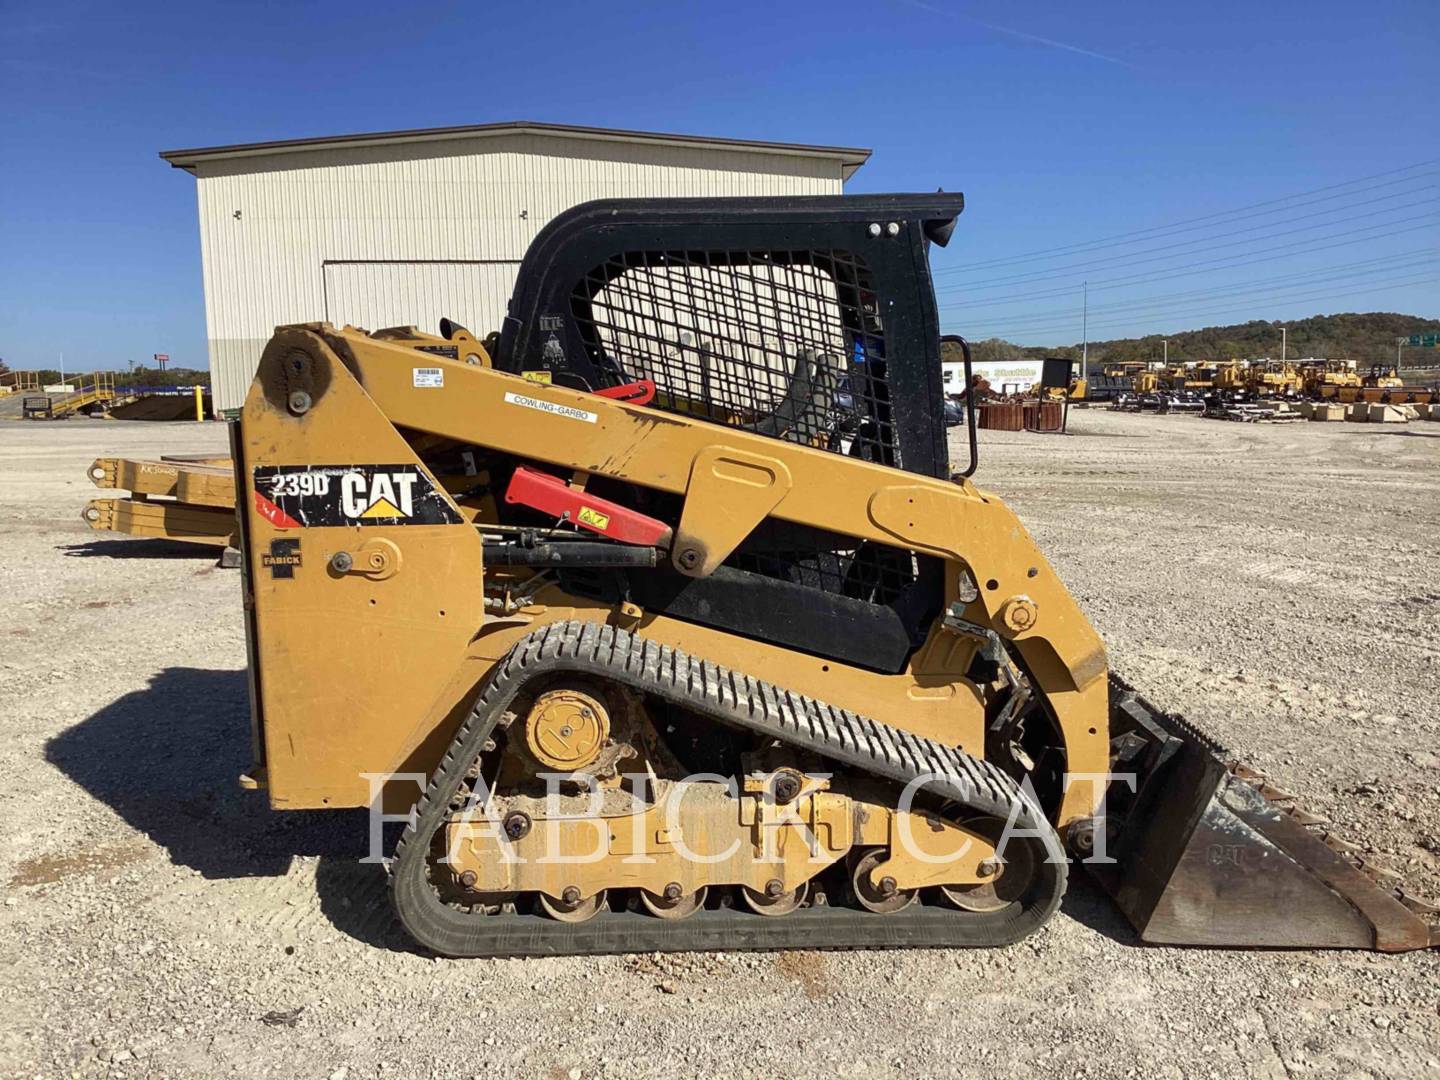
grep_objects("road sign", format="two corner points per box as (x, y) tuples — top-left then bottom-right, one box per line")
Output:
(1406, 334), (1439, 347)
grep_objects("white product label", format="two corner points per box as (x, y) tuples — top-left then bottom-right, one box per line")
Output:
(503, 391), (597, 424)
(412, 367), (444, 388)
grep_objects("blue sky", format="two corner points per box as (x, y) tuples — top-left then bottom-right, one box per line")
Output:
(1, 0), (1436, 370)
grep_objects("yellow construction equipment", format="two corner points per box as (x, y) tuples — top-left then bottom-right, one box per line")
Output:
(1155, 363), (1213, 392)
(84, 455), (237, 548)
(1212, 359), (1247, 393)
(1187, 358), (1247, 396)
(229, 195), (1437, 956)
(1246, 360), (1302, 398)
(1115, 365), (1205, 414)
(1364, 363), (1404, 389)
(1353, 363), (1433, 404)
(1300, 359), (1361, 400)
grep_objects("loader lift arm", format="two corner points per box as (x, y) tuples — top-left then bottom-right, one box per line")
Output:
(259, 318), (1111, 829)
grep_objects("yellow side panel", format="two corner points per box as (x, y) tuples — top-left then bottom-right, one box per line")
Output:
(242, 331), (485, 809)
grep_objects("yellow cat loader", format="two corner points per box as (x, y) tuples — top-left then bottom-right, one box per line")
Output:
(234, 195), (1437, 955)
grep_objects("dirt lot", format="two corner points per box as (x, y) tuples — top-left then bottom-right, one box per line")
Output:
(2, 411), (1438, 1079)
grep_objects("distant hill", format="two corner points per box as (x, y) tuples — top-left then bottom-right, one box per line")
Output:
(956, 312), (1440, 369)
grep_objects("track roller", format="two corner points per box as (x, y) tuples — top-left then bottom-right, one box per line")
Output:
(739, 880), (809, 917)
(850, 848), (919, 914)
(537, 889), (608, 923)
(937, 816), (1033, 913)
(639, 885), (708, 920)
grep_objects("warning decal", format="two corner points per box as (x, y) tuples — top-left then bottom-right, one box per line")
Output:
(576, 506), (610, 532)
(252, 465), (463, 527)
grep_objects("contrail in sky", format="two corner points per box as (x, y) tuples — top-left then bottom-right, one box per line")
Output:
(899, 0), (1138, 70)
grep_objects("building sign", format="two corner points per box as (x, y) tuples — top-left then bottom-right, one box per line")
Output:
(941, 360), (1044, 395)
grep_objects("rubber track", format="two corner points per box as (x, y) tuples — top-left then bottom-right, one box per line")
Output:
(391, 620), (1067, 957)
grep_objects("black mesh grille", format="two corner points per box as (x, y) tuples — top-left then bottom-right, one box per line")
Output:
(497, 196), (965, 657)
(573, 249), (900, 468)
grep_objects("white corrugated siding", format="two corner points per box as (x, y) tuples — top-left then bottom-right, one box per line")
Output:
(322, 262), (518, 338)
(193, 132), (845, 412)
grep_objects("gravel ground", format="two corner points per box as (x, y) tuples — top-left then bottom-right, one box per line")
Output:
(2, 411), (1438, 1080)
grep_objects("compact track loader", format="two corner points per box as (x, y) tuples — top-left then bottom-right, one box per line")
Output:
(234, 194), (1438, 956)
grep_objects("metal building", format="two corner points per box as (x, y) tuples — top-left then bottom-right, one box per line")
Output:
(160, 121), (870, 413)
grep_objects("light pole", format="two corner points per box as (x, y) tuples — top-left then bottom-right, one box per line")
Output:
(1163, 339), (1169, 366)
(1081, 281), (1088, 376)
(1280, 326), (1287, 364)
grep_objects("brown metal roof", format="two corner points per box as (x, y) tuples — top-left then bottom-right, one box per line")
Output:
(159, 120), (871, 179)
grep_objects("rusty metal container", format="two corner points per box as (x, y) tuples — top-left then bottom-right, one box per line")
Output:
(978, 402), (1024, 431)
(1023, 401), (1064, 432)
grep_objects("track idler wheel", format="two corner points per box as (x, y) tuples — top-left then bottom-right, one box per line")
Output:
(639, 884), (708, 920)
(850, 848), (918, 914)
(739, 879), (808, 917)
(937, 816), (1036, 913)
(537, 888), (608, 923)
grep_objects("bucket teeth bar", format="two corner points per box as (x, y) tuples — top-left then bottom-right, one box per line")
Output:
(1229, 767), (1325, 824)
(1094, 673), (1439, 952)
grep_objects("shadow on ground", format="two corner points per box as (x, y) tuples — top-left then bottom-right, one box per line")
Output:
(60, 539), (221, 560)
(1059, 874), (1141, 946)
(1331, 427), (1440, 438)
(46, 666), (412, 950)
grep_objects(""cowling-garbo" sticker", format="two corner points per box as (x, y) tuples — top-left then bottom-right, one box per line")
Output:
(502, 390), (597, 424)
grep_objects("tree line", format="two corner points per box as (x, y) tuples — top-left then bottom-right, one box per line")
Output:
(956, 312), (1440, 368)
(4, 365), (211, 387)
